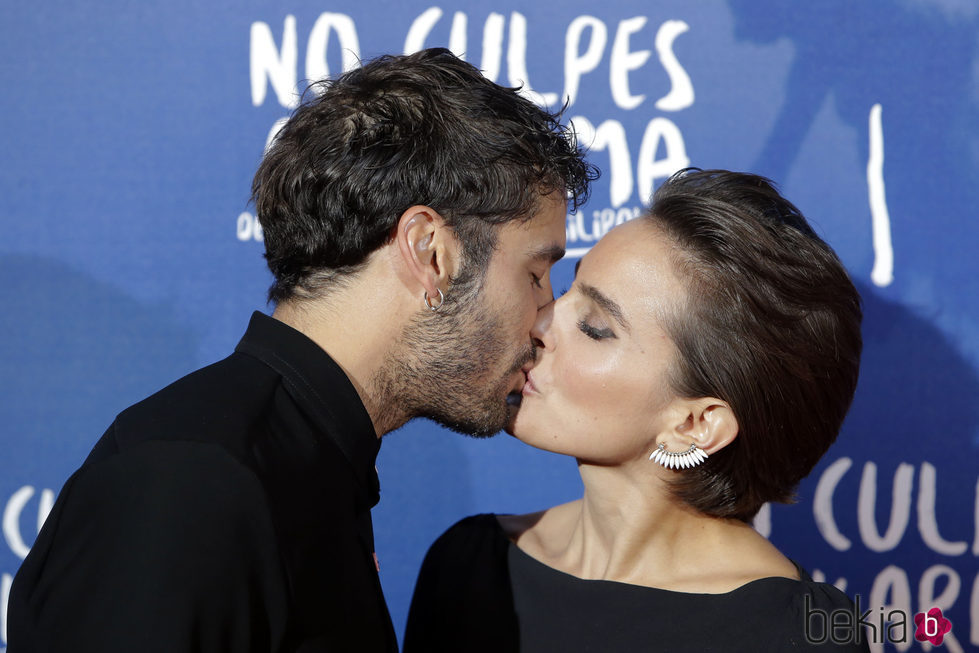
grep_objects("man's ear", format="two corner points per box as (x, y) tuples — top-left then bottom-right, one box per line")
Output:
(394, 205), (462, 299)
(660, 397), (739, 455)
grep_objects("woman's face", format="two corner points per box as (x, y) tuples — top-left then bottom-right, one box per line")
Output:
(511, 219), (689, 464)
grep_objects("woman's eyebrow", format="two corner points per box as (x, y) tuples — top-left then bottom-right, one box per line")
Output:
(577, 282), (631, 332)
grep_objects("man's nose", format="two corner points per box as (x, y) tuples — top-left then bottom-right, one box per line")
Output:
(530, 298), (555, 351)
(538, 272), (555, 306)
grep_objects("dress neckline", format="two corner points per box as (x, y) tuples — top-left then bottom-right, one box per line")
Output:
(491, 513), (810, 597)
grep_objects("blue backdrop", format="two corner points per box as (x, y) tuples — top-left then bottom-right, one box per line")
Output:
(2, 2), (978, 651)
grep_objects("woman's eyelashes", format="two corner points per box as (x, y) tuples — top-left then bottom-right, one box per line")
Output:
(577, 319), (615, 341)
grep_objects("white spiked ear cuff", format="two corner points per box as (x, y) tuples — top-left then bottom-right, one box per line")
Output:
(649, 443), (708, 469)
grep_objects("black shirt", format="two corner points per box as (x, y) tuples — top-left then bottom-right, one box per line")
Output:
(8, 312), (398, 652)
(405, 514), (871, 652)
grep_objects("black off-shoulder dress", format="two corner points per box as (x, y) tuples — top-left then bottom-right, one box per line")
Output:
(405, 514), (871, 652)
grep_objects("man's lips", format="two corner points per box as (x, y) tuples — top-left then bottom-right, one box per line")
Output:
(506, 365), (537, 407)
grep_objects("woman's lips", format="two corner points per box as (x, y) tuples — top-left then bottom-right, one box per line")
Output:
(522, 369), (539, 396)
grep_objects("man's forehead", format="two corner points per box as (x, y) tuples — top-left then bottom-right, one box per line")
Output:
(528, 243), (567, 264)
(492, 193), (567, 259)
(494, 217), (566, 256)
(490, 227), (565, 269)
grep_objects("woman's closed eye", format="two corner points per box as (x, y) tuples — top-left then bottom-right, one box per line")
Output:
(577, 320), (615, 341)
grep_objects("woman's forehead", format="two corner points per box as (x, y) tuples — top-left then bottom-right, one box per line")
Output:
(578, 221), (685, 327)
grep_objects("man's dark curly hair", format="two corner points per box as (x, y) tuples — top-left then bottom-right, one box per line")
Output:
(252, 47), (597, 303)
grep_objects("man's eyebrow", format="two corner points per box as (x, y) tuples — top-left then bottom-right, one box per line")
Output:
(578, 282), (631, 332)
(531, 244), (566, 264)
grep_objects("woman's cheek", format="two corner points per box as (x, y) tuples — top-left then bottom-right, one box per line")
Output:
(563, 351), (619, 406)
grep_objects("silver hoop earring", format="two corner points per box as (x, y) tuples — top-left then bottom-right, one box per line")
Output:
(649, 443), (708, 469)
(424, 288), (445, 312)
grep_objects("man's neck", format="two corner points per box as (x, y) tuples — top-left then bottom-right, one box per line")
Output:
(271, 285), (411, 438)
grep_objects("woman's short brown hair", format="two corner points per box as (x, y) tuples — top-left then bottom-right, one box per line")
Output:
(648, 169), (862, 522)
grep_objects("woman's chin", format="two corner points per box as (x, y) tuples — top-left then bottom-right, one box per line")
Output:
(504, 412), (530, 440)
(504, 413), (525, 438)
(506, 417), (556, 452)
(504, 392), (533, 436)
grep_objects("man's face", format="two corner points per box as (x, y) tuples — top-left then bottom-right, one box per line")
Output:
(396, 192), (567, 436)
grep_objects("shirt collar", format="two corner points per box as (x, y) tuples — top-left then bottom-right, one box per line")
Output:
(234, 311), (381, 508)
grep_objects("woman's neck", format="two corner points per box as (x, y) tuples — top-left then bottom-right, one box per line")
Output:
(527, 461), (791, 592)
(570, 463), (709, 582)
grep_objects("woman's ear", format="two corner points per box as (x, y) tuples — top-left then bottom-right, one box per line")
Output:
(662, 397), (739, 455)
(394, 205), (461, 299)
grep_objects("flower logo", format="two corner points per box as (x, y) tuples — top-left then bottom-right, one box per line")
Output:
(914, 607), (952, 646)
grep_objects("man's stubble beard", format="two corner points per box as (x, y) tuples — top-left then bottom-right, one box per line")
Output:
(370, 277), (534, 438)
